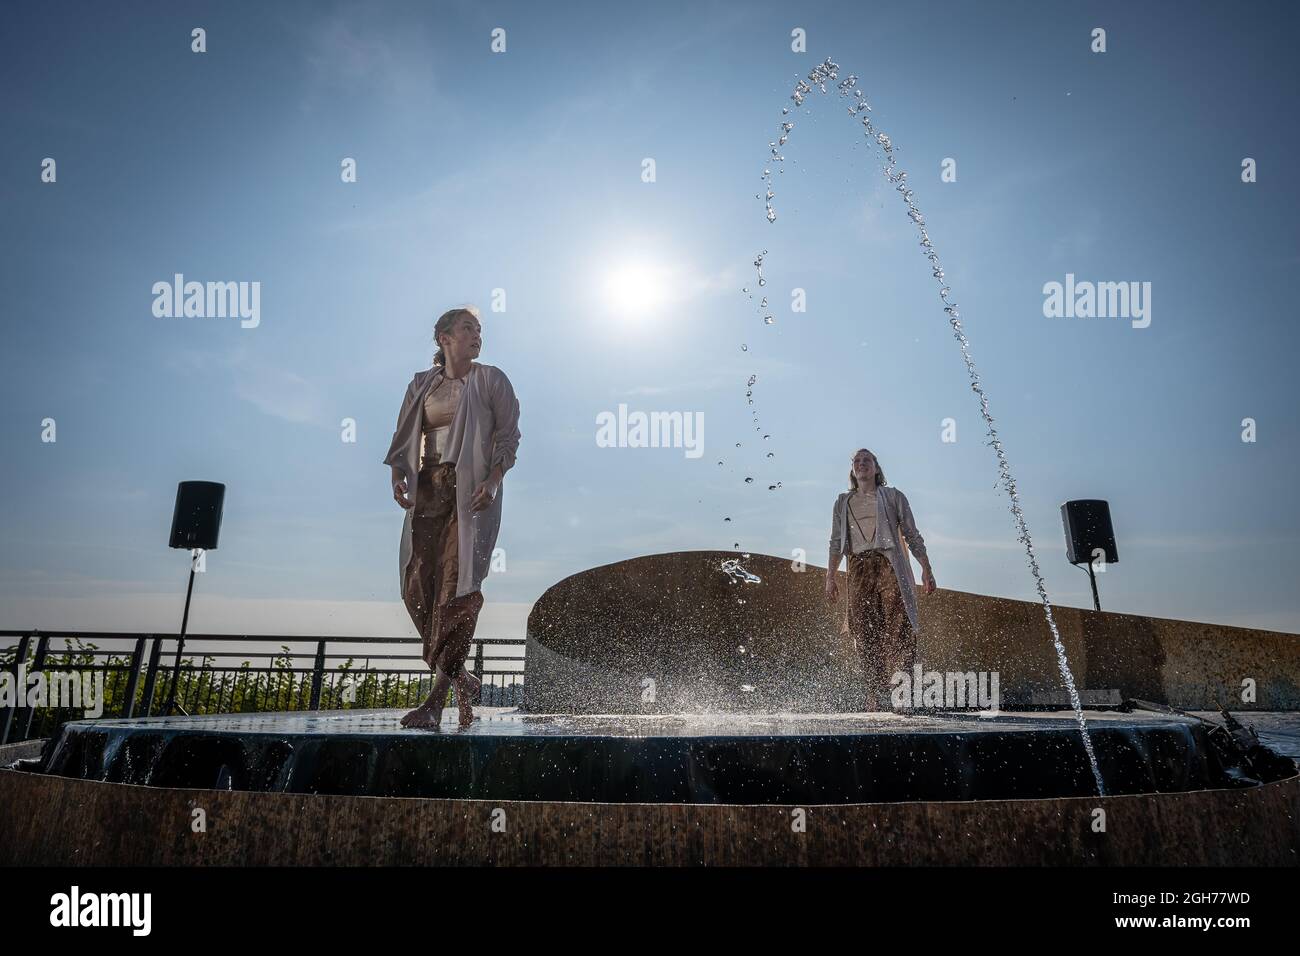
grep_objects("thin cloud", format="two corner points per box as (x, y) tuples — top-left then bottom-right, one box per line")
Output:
(163, 346), (329, 427)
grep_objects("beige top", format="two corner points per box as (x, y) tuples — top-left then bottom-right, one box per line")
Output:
(847, 488), (887, 553)
(420, 372), (467, 465)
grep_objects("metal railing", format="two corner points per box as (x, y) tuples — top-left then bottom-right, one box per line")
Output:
(0, 629), (526, 744)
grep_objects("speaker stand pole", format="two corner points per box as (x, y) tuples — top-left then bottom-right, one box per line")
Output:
(164, 552), (199, 717)
(1086, 562), (1101, 613)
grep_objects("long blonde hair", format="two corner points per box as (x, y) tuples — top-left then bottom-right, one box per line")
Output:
(847, 448), (887, 490)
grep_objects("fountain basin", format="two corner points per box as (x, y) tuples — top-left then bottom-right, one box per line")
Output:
(5, 710), (1298, 866)
(25, 707), (1284, 803)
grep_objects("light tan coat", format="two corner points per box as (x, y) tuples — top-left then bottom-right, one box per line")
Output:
(383, 362), (521, 602)
(830, 484), (928, 634)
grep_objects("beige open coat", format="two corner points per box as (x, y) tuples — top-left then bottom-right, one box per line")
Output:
(383, 362), (521, 602)
(829, 484), (928, 635)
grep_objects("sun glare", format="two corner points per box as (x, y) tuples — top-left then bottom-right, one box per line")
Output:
(603, 262), (669, 318)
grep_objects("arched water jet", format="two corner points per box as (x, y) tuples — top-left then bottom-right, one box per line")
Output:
(754, 57), (1105, 795)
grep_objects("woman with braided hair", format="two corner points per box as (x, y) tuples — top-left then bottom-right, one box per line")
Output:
(383, 306), (521, 729)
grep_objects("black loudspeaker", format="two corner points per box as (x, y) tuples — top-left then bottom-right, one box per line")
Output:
(1061, 499), (1117, 566)
(169, 481), (225, 550)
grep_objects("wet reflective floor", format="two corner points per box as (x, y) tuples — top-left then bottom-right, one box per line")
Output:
(61, 706), (1206, 738)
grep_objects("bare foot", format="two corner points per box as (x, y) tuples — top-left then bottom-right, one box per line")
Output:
(400, 705), (433, 727)
(400, 699), (435, 726)
(454, 675), (479, 729)
(402, 677), (454, 728)
(403, 703), (445, 730)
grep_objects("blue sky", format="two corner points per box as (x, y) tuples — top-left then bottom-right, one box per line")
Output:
(2, 0), (1298, 646)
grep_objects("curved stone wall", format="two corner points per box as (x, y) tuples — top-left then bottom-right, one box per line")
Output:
(524, 550), (1300, 713)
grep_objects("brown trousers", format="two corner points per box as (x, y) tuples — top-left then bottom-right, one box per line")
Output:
(403, 461), (484, 674)
(845, 549), (916, 706)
